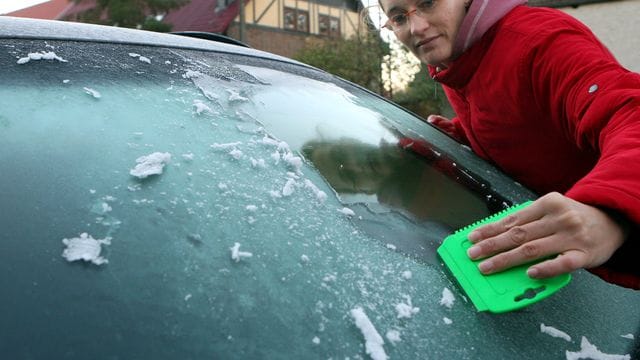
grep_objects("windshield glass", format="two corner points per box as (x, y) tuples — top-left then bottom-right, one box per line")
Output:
(1, 39), (638, 360)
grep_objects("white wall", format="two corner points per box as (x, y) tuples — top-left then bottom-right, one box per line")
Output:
(560, 0), (640, 72)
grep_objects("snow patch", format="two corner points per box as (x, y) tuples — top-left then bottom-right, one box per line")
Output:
(282, 178), (297, 197)
(227, 89), (249, 102)
(271, 151), (281, 164)
(130, 152), (171, 179)
(566, 337), (630, 360)
(61, 233), (111, 265)
(386, 329), (401, 345)
(322, 274), (337, 283)
(211, 142), (242, 150)
(100, 202), (112, 213)
(440, 287), (455, 309)
(350, 307), (388, 360)
(283, 152), (303, 173)
(251, 158), (266, 168)
(83, 87), (101, 99)
(128, 52), (151, 63)
(229, 148), (243, 160)
(257, 136), (280, 147)
(193, 100), (212, 115)
(17, 51), (68, 64)
(540, 323), (571, 342)
(230, 242), (253, 262)
(183, 70), (202, 79)
(395, 295), (420, 319)
(338, 207), (355, 217)
(304, 179), (327, 202)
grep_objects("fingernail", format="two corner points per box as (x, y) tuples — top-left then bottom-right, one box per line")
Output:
(468, 231), (480, 242)
(479, 260), (493, 273)
(527, 267), (540, 278)
(467, 246), (481, 259)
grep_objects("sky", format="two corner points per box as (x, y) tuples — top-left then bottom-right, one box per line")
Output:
(0, 0), (48, 15)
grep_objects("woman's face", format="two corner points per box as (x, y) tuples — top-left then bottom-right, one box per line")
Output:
(380, 0), (467, 67)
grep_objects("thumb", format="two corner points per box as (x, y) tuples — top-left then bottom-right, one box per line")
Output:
(427, 115), (440, 123)
(427, 115), (450, 124)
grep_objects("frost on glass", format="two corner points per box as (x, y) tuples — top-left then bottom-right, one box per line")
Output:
(0, 41), (638, 360)
(129, 152), (172, 179)
(61, 232), (111, 265)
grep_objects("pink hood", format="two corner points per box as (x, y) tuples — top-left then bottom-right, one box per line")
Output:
(453, 0), (527, 57)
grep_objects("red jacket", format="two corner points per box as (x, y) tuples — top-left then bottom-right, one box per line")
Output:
(429, 6), (640, 289)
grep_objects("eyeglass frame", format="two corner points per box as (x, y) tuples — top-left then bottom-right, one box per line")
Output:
(381, 0), (436, 32)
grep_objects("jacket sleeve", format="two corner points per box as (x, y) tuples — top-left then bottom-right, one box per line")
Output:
(527, 16), (640, 288)
(442, 86), (472, 145)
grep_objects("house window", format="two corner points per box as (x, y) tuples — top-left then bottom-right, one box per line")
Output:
(284, 7), (309, 32)
(319, 15), (340, 37)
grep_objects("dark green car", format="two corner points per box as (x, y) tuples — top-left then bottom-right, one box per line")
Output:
(0, 16), (637, 360)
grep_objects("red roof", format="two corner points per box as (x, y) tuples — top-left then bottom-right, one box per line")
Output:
(4, 0), (73, 19)
(163, 0), (243, 33)
(57, 0), (100, 20)
(56, 0), (243, 33)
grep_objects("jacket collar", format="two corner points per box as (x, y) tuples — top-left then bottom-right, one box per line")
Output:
(428, 24), (497, 89)
(453, 0), (527, 56)
(429, 2), (525, 88)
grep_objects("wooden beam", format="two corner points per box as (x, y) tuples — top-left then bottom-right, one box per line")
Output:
(256, 0), (278, 23)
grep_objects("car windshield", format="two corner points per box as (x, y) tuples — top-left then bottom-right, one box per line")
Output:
(1, 38), (638, 359)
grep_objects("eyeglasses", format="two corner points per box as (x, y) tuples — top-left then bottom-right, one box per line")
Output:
(382, 0), (436, 32)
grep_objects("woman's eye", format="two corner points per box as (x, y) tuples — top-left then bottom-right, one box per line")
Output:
(417, 0), (435, 10)
(391, 14), (408, 25)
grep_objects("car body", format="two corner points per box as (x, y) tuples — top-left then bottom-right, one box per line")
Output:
(0, 16), (638, 360)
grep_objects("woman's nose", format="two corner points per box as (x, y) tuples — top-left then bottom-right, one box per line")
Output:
(409, 12), (430, 35)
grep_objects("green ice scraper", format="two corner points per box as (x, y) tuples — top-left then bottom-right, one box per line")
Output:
(437, 201), (571, 313)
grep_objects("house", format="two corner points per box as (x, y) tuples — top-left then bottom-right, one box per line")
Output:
(160, 0), (365, 58)
(11, 0), (365, 59)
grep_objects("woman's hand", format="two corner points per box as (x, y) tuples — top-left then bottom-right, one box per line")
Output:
(427, 115), (460, 140)
(466, 192), (628, 278)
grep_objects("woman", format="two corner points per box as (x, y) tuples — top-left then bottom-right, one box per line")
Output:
(379, 0), (640, 289)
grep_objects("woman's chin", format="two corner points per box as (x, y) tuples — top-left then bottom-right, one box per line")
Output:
(417, 48), (452, 67)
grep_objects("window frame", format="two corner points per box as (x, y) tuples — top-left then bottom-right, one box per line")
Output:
(284, 6), (310, 33)
(318, 14), (340, 37)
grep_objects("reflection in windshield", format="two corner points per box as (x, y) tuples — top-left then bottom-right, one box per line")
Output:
(301, 138), (490, 229)
(228, 65), (504, 229)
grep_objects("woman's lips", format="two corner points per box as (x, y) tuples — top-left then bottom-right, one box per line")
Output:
(414, 35), (440, 50)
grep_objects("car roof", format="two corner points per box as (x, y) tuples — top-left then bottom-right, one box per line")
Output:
(0, 16), (305, 66)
